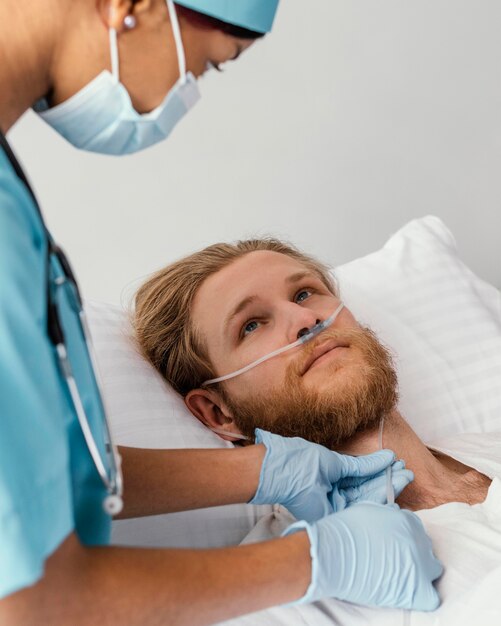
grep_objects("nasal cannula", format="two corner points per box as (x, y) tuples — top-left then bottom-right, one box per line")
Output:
(203, 302), (345, 386)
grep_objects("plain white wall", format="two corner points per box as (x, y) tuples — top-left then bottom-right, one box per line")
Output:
(8, 0), (501, 306)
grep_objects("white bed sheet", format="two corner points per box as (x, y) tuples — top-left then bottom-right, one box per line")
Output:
(217, 432), (501, 626)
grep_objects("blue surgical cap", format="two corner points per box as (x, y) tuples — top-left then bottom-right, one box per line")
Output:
(174, 0), (279, 34)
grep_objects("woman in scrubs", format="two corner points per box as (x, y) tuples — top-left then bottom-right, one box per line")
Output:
(0, 1), (442, 623)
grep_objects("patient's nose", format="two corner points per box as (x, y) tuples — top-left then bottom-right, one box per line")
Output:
(297, 320), (321, 340)
(283, 302), (321, 343)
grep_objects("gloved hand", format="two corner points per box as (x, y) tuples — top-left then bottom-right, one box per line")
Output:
(250, 429), (413, 523)
(283, 502), (443, 611)
(333, 459), (412, 509)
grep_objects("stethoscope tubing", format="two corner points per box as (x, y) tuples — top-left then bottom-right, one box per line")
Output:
(0, 129), (123, 516)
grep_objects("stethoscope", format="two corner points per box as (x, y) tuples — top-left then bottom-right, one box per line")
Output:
(0, 130), (124, 516)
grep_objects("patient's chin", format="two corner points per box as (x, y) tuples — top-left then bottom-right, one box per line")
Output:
(223, 325), (399, 448)
(225, 378), (394, 449)
(302, 360), (360, 394)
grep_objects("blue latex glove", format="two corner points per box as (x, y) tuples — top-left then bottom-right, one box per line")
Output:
(283, 502), (443, 610)
(250, 429), (413, 523)
(333, 459), (413, 509)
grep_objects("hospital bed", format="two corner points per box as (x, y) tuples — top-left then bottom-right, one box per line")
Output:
(87, 216), (501, 626)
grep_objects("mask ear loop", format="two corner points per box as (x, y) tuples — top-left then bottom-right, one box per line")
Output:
(166, 0), (187, 82)
(202, 303), (345, 386)
(110, 2), (185, 85)
(109, 28), (120, 82)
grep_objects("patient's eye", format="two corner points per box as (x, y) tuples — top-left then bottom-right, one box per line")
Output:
(242, 320), (260, 337)
(295, 289), (313, 304)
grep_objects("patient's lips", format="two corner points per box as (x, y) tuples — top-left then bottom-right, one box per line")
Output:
(301, 339), (349, 375)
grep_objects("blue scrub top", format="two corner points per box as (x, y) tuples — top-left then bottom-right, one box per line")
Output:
(0, 144), (111, 598)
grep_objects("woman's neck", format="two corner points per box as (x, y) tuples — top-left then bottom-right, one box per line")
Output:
(0, 0), (64, 131)
(338, 410), (490, 510)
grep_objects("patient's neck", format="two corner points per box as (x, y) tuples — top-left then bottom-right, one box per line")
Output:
(337, 410), (490, 511)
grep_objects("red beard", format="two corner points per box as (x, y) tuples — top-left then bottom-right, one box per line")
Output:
(220, 326), (398, 449)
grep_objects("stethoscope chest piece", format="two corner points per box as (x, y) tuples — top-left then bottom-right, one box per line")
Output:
(103, 494), (124, 516)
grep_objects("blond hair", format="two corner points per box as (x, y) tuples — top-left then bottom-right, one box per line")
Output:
(134, 239), (336, 396)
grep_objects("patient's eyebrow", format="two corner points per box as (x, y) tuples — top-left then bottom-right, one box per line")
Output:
(285, 270), (316, 284)
(224, 295), (259, 333)
(223, 272), (318, 334)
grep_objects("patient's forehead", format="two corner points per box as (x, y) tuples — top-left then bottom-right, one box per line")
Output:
(191, 251), (316, 340)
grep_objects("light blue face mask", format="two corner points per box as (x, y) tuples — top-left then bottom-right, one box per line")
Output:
(36, 0), (200, 155)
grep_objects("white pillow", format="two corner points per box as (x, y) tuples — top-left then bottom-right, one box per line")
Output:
(85, 300), (272, 549)
(335, 215), (501, 442)
(85, 215), (501, 548)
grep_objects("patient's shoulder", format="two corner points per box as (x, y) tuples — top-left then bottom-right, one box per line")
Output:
(427, 431), (501, 481)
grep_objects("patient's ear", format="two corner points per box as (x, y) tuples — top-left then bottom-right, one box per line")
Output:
(185, 389), (242, 442)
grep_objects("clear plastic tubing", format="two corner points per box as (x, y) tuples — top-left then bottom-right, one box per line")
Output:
(379, 416), (395, 505)
(202, 303), (345, 386)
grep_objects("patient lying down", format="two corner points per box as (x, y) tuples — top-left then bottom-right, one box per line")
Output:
(135, 239), (501, 624)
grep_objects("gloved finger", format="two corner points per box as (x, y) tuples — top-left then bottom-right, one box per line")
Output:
(329, 487), (347, 514)
(414, 586), (441, 612)
(360, 468), (413, 499)
(339, 459), (406, 488)
(254, 428), (268, 446)
(334, 448), (396, 481)
(391, 469), (414, 498)
(402, 510), (444, 581)
(414, 523), (444, 583)
(430, 555), (444, 582)
(411, 562), (443, 611)
(342, 468), (413, 505)
(341, 474), (389, 505)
